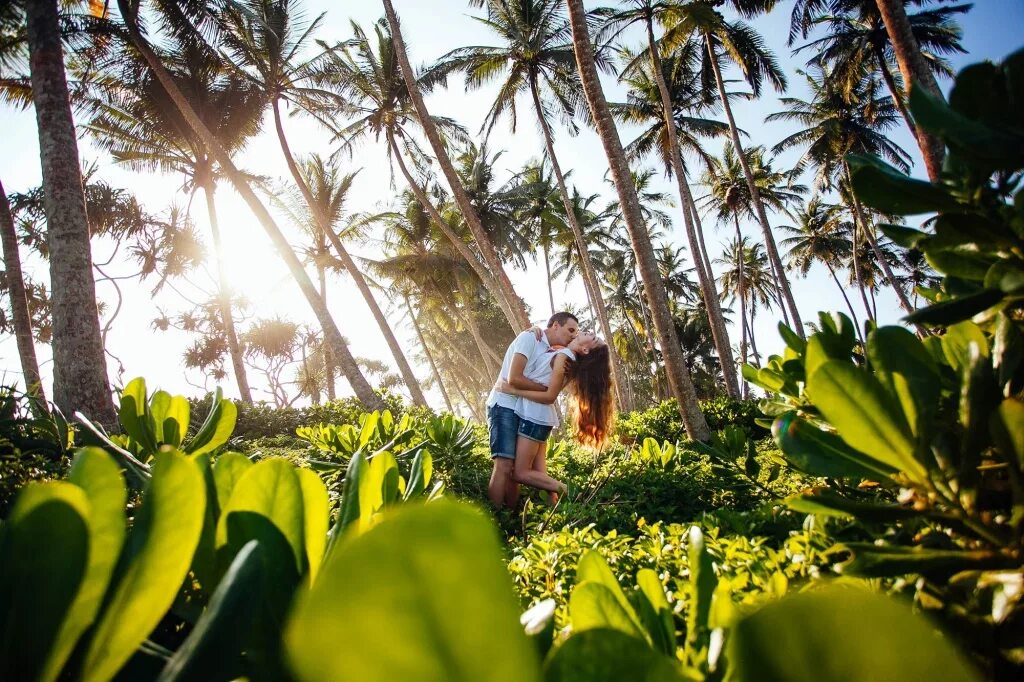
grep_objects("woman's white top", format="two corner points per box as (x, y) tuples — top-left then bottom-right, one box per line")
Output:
(514, 347), (576, 427)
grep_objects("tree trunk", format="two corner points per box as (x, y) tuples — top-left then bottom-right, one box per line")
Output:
(875, 46), (921, 142)
(706, 35), (804, 338)
(200, 179), (254, 404)
(273, 100), (427, 406)
(317, 265), (336, 401)
(405, 294), (453, 412)
(382, 0), (530, 332)
(748, 306), (761, 366)
(543, 239), (555, 316)
(824, 259), (865, 344)
(387, 132), (516, 333)
(874, 0), (945, 181)
(117, 0), (382, 410)
(567, 0), (709, 440)
(689, 198), (715, 293)
(529, 77), (630, 411)
(646, 21), (739, 399)
(0, 178), (47, 411)
(850, 216), (875, 322)
(26, 0), (115, 425)
(734, 215), (747, 397)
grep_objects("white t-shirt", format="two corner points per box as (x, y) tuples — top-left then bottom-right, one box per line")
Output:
(515, 347), (576, 427)
(486, 331), (549, 410)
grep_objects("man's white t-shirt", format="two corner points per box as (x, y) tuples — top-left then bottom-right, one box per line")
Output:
(514, 347), (576, 426)
(486, 331), (549, 410)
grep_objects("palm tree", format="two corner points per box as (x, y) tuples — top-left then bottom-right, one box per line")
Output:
(428, 0), (632, 409)
(24, 0), (114, 424)
(219, 0), (428, 407)
(87, 41), (262, 403)
(115, 0), (383, 409)
(791, 0), (967, 164)
(655, 0), (803, 336)
(779, 197), (863, 331)
(606, 32), (740, 396)
(766, 65), (917, 317)
(715, 237), (776, 386)
(515, 160), (565, 315)
(382, 0), (531, 331)
(566, 0), (709, 440)
(324, 18), (521, 335)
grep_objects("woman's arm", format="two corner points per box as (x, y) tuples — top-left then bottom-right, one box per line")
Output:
(497, 355), (568, 405)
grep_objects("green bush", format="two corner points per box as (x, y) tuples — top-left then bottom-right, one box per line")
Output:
(616, 398), (768, 445)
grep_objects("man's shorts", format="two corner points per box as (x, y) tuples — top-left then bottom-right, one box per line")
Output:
(518, 418), (553, 443)
(487, 404), (519, 460)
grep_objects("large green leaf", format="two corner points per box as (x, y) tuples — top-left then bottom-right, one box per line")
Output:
(575, 550), (637, 622)
(216, 458), (305, 575)
(119, 378), (157, 455)
(157, 541), (263, 682)
(150, 391), (189, 449)
(685, 526), (716, 650)
(784, 491), (920, 522)
(326, 450), (367, 554)
(286, 501), (539, 682)
(212, 452), (252, 510)
(185, 390), (237, 457)
(941, 321), (990, 374)
(635, 570), (675, 656)
(727, 587), (979, 682)
(839, 543), (1015, 577)
(847, 153), (961, 215)
(295, 468), (328, 584)
(868, 327), (940, 438)
(991, 398), (1024, 469)
(805, 362), (925, 481)
(904, 288), (1004, 327)
(0, 483), (90, 681)
(569, 583), (649, 642)
(82, 451), (206, 682)
(773, 413), (896, 479)
(543, 629), (683, 682)
(42, 449), (127, 682)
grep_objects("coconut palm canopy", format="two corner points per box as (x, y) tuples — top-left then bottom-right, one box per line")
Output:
(0, 0), (1017, 416)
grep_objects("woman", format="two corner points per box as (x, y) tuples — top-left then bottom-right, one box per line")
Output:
(497, 331), (614, 504)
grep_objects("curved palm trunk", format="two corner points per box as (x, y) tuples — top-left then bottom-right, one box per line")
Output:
(874, 0), (945, 181)
(387, 132), (516, 332)
(272, 101), (427, 406)
(117, 0), (382, 410)
(823, 259), (864, 343)
(382, 0), (530, 332)
(689, 199), (715, 291)
(733, 215), (747, 397)
(317, 265), (336, 400)
(875, 47), (920, 141)
(850, 217), (875, 323)
(529, 78), (630, 411)
(567, 0), (709, 440)
(748, 305), (761, 366)
(542, 240), (555, 316)
(646, 22), (739, 398)
(200, 180), (253, 404)
(26, 0), (115, 425)
(447, 280), (503, 373)
(405, 294), (453, 412)
(0, 179), (47, 412)
(706, 36), (804, 339)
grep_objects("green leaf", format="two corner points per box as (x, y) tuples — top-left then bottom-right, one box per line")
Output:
(773, 413), (894, 479)
(941, 321), (990, 374)
(286, 501), (540, 682)
(777, 322), (806, 354)
(186, 395), (237, 458)
(42, 449), (127, 682)
(784, 491), (919, 522)
(119, 378), (157, 455)
(0, 484), (90, 682)
(904, 288), (1004, 327)
(295, 468), (328, 585)
(150, 392), (189, 449)
(216, 458), (306, 575)
(575, 551), (639, 627)
(926, 248), (996, 281)
(879, 223), (929, 248)
(805, 362), (925, 481)
(993, 313), (1024, 391)
(847, 153), (961, 215)
(991, 398), (1024, 470)
(569, 583), (649, 643)
(326, 451), (367, 553)
(83, 451), (206, 682)
(868, 327), (940, 439)
(403, 449), (431, 500)
(212, 452), (252, 511)
(635, 569), (675, 656)
(156, 541), (263, 682)
(727, 587), (980, 682)
(685, 526), (716, 650)
(543, 629), (683, 682)
(839, 544), (1014, 578)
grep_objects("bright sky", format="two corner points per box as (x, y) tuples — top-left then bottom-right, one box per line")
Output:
(2, 0), (1022, 410)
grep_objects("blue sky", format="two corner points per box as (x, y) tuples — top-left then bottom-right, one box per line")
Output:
(1, 0), (1022, 408)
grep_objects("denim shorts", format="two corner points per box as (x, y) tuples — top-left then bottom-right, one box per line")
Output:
(488, 404), (519, 460)
(518, 418), (553, 443)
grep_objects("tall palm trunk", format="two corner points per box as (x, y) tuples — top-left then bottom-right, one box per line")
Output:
(567, 0), (709, 440)
(733, 215), (748, 397)
(646, 21), (739, 398)
(200, 179), (254, 404)
(387, 132), (516, 332)
(706, 36), (804, 338)
(874, 0), (944, 181)
(446, 281), (502, 373)
(542, 240), (555, 315)
(272, 101), (427, 406)
(405, 294), (453, 412)
(25, 0), (115, 425)
(0, 179), (47, 411)
(850, 217), (875, 322)
(823, 259), (864, 343)
(748, 306), (761, 366)
(382, 0), (530, 332)
(117, 0), (382, 410)
(874, 46), (920, 142)
(689, 199), (715, 291)
(529, 77), (630, 411)
(317, 265), (336, 400)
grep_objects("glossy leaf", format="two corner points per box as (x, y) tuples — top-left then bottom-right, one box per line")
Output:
(847, 153), (960, 215)
(569, 583), (649, 643)
(296, 468), (328, 584)
(212, 452), (252, 510)
(773, 414), (894, 479)
(543, 629), (683, 682)
(904, 288), (1004, 327)
(119, 378), (157, 455)
(840, 544), (1014, 578)
(942, 321), (990, 373)
(685, 526), (716, 650)
(784, 491), (919, 522)
(868, 327), (940, 438)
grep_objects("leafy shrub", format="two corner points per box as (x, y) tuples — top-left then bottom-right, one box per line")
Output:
(616, 398), (768, 445)
(0, 387), (73, 514)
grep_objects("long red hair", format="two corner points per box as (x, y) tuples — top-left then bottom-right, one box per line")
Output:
(567, 345), (614, 448)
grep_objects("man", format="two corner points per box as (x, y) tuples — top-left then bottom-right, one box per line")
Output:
(486, 311), (579, 508)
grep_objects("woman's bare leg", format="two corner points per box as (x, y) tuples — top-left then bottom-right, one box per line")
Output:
(513, 436), (564, 494)
(532, 441), (559, 505)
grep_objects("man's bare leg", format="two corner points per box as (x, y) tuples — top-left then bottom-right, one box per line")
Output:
(488, 457), (515, 508)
